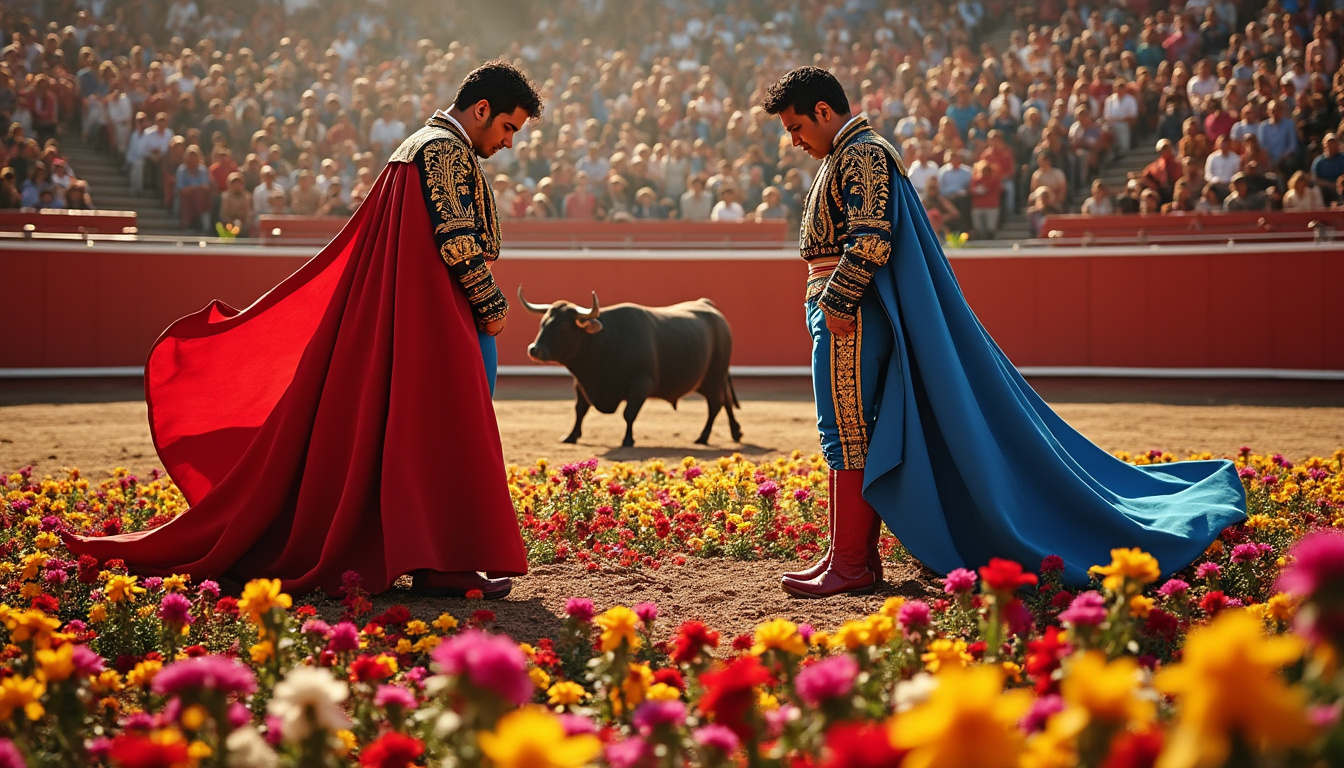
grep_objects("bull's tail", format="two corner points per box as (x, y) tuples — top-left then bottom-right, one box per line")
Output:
(728, 374), (740, 409)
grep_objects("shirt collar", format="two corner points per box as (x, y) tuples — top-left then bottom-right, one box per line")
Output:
(432, 109), (470, 142)
(829, 114), (871, 155)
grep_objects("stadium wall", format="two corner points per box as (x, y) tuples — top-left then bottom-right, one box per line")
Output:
(2, 241), (1343, 376)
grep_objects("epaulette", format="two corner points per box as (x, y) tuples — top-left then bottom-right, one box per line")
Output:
(388, 116), (467, 163)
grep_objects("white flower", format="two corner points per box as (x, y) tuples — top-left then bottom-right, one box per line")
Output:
(225, 726), (279, 768)
(267, 666), (351, 742)
(893, 672), (938, 713)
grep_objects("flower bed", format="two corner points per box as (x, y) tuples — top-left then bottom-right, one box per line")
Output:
(1, 449), (1342, 767)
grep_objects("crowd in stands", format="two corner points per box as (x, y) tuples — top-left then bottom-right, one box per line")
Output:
(0, 0), (1343, 242)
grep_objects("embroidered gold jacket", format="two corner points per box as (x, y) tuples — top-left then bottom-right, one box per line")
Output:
(390, 114), (508, 325)
(800, 116), (907, 322)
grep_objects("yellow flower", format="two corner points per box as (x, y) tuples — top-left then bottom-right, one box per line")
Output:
(5, 609), (61, 647)
(1129, 595), (1156, 618)
(646, 682), (682, 701)
(249, 641), (274, 664)
(751, 619), (807, 656)
(809, 630), (831, 650)
(104, 574), (147, 604)
(180, 704), (209, 730)
(889, 666), (1033, 768)
(880, 597), (906, 617)
(529, 667), (552, 690)
(404, 620), (429, 636)
(0, 676), (47, 721)
(621, 663), (653, 710)
(596, 606), (642, 652)
(831, 620), (871, 651)
(478, 706), (602, 768)
(395, 638), (413, 655)
(1265, 593), (1297, 623)
(864, 614), (897, 646)
(433, 613), (459, 632)
(1087, 548), (1161, 595)
(237, 579), (292, 626)
(1155, 610), (1315, 768)
(412, 636), (441, 654)
(921, 638), (973, 673)
(1061, 652), (1154, 726)
(188, 741), (212, 761)
(92, 669), (123, 694)
(127, 659), (163, 689)
(88, 604), (108, 624)
(35, 643), (77, 683)
(547, 681), (589, 707)
(334, 729), (357, 756)
(162, 574), (190, 592)
(758, 691), (780, 711)
(34, 532), (59, 550)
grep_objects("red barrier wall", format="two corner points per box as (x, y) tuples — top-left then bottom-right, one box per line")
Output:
(3, 241), (1343, 371)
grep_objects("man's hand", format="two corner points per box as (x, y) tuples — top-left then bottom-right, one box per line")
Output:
(825, 312), (856, 337)
(481, 316), (507, 337)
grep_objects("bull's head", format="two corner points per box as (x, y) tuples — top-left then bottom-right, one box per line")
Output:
(518, 286), (603, 364)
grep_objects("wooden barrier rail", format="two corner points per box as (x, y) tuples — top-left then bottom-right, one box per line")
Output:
(3, 241), (1343, 373)
(1041, 210), (1344, 245)
(0, 209), (138, 235)
(258, 215), (790, 247)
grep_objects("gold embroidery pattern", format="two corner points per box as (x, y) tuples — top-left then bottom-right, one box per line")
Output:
(829, 309), (867, 469)
(800, 155), (838, 258)
(422, 140), (477, 235)
(849, 235), (891, 267)
(441, 234), (483, 266)
(842, 144), (893, 232)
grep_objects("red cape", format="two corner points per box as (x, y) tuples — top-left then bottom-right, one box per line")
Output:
(65, 162), (528, 594)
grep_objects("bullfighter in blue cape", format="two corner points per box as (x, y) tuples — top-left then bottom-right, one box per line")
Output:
(762, 67), (1247, 598)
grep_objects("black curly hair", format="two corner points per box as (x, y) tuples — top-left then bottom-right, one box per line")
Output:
(453, 60), (544, 121)
(761, 66), (851, 120)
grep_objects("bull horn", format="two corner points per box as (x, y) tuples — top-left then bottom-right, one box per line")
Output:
(575, 291), (601, 319)
(517, 285), (550, 314)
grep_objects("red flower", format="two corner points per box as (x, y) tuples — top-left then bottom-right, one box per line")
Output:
(1101, 729), (1163, 768)
(31, 594), (58, 613)
(671, 621), (721, 665)
(295, 605), (318, 619)
(1199, 591), (1230, 617)
(698, 656), (772, 741)
(731, 634), (753, 652)
(372, 605), (411, 627)
(653, 667), (685, 690)
(359, 732), (424, 768)
(215, 596), (240, 618)
(1025, 626), (1070, 695)
(821, 721), (907, 768)
(471, 609), (495, 626)
(1143, 608), (1181, 641)
(978, 558), (1038, 591)
(466, 589), (484, 600)
(77, 554), (101, 584)
(350, 655), (396, 683)
(107, 733), (190, 768)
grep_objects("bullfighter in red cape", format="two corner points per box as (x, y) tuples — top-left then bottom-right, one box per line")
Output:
(63, 61), (544, 599)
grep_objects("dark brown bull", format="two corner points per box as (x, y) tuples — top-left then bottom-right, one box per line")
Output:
(518, 287), (742, 448)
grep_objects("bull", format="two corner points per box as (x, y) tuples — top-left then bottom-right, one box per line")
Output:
(518, 287), (743, 448)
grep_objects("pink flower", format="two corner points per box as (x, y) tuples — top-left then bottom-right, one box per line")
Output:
(634, 602), (659, 624)
(1059, 591), (1108, 627)
(153, 655), (257, 698)
(559, 713), (598, 737)
(897, 600), (932, 631)
(1195, 562), (1221, 581)
(1230, 543), (1262, 564)
(157, 593), (194, 626)
(326, 622), (360, 653)
(71, 645), (106, 677)
(1021, 694), (1064, 733)
(1006, 598), (1035, 636)
(564, 598), (595, 623)
(605, 737), (652, 768)
(942, 568), (977, 595)
(300, 620), (331, 637)
(1040, 555), (1065, 574)
(0, 739), (24, 768)
(1157, 579), (1190, 599)
(633, 700), (686, 733)
(430, 630), (532, 705)
(1277, 531), (1344, 598)
(693, 724), (740, 754)
(373, 684), (417, 711)
(794, 655), (858, 706)
(756, 480), (779, 498)
(196, 580), (220, 600)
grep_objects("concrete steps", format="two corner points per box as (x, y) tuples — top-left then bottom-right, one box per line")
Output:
(60, 138), (181, 236)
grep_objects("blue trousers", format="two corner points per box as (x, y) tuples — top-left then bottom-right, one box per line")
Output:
(478, 331), (497, 397)
(809, 290), (895, 470)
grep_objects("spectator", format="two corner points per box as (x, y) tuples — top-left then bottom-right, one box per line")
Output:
(938, 150), (974, 228)
(368, 101), (405, 159)
(633, 186), (667, 219)
(1257, 99), (1299, 171)
(906, 144), (941, 197)
(1204, 135), (1242, 191)
(252, 165), (283, 221)
(968, 158), (1002, 240)
(175, 145), (214, 232)
(1194, 183), (1223, 213)
(1282, 171), (1325, 211)
(0, 167), (19, 208)
(754, 185), (787, 222)
(1081, 180), (1116, 216)
(218, 172), (252, 235)
(288, 169), (320, 216)
(1139, 139), (1182, 203)
(710, 185), (744, 222)
(132, 112), (172, 195)
(921, 176), (961, 237)
(1030, 151), (1067, 208)
(1026, 186), (1061, 237)
(563, 172), (598, 219)
(1310, 134), (1344, 204)
(19, 161), (49, 208)
(597, 175), (633, 221)
(317, 179), (349, 217)
(1223, 173), (1268, 211)
(1102, 80), (1138, 153)
(679, 175), (714, 222)
(1117, 179), (1143, 214)
(1138, 188), (1162, 215)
